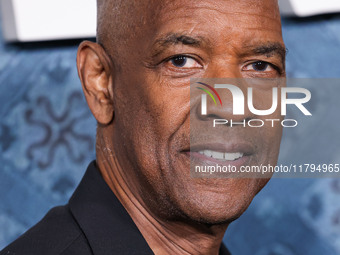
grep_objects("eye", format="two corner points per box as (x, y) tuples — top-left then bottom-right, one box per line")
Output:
(168, 55), (201, 69)
(252, 61), (269, 71)
(244, 61), (276, 72)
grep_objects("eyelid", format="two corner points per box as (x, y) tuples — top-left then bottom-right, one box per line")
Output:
(156, 54), (204, 78)
(242, 60), (280, 72)
(162, 54), (203, 66)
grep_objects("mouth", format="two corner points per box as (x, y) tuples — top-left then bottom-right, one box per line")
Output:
(182, 142), (255, 166)
(197, 150), (243, 161)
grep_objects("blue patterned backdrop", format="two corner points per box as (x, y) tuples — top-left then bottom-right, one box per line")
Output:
(1, 12), (340, 255)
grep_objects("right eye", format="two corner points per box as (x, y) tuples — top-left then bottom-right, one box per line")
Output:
(167, 55), (201, 69)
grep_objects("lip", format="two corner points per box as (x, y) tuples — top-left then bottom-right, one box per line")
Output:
(188, 142), (255, 155)
(182, 141), (255, 167)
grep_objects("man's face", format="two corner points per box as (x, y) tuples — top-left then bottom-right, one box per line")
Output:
(108, 0), (285, 223)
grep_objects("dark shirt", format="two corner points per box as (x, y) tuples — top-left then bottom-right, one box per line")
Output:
(0, 161), (231, 255)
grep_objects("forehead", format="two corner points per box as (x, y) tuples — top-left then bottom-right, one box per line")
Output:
(100, 0), (284, 66)
(157, 0), (280, 21)
(142, 0), (283, 48)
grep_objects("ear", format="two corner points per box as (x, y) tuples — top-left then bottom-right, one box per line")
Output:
(77, 41), (114, 125)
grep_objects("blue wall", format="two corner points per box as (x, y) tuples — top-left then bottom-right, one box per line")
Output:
(1, 13), (340, 254)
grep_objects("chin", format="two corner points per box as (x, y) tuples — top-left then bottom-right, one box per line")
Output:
(171, 177), (269, 225)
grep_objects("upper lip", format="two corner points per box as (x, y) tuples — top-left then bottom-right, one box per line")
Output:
(186, 141), (255, 156)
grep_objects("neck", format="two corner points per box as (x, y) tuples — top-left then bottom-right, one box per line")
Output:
(96, 131), (228, 255)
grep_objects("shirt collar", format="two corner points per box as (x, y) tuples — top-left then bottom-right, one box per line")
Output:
(69, 161), (231, 255)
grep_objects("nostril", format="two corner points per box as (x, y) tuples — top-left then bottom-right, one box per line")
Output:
(206, 114), (221, 119)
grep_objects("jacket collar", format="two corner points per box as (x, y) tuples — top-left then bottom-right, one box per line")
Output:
(69, 161), (231, 255)
(69, 161), (153, 255)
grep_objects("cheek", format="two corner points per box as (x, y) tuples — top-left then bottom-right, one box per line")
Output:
(259, 124), (283, 165)
(114, 72), (190, 174)
(257, 89), (284, 164)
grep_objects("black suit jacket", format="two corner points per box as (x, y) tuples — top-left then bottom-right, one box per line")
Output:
(0, 161), (231, 255)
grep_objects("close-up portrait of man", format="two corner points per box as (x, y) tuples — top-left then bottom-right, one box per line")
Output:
(1, 0), (340, 254)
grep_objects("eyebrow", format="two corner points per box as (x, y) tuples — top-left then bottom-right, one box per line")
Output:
(243, 42), (288, 65)
(151, 33), (209, 58)
(150, 34), (287, 67)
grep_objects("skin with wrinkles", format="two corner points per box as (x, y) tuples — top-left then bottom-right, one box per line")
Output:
(77, 0), (285, 254)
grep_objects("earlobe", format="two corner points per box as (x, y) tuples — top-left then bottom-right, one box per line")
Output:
(77, 41), (114, 125)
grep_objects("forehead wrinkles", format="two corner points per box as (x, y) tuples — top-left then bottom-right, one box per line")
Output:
(159, 3), (279, 36)
(157, 0), (281, 29)
(153, 0), (283, 52)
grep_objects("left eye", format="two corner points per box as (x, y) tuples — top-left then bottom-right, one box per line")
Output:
(244, 61), (275, 72)
(169, 56), (200, 68)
